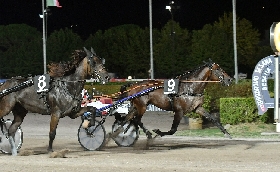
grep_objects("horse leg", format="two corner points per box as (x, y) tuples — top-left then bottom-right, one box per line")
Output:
(111, 107), (139, 137)
(135, 104), (155, 139)
(48, 114), (60, 152)
(195, 106), (232, 138)
(153, 111), (182, 137)
(127, 105), (153, 139)
(8, 106), (27, 156)
(69, 106), (92, 119)
(133, 115), (153, 139)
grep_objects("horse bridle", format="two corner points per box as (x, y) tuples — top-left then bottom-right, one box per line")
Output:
(87, 55), (107, 83)
(208, 63), (226, 83)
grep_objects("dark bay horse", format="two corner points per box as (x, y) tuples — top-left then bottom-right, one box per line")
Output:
(119, 60), (232, 139)
(0, 47), (109, 156)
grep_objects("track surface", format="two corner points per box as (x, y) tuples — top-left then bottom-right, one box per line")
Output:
(1, 112), (280, 172)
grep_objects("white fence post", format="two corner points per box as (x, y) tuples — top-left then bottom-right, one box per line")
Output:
(275, 56), (280, 132)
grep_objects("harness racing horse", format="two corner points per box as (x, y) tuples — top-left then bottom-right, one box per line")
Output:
(0, 47), (110, 156)
(118, 60), (232, 139)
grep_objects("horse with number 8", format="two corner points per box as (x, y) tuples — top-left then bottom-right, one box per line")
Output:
(118, 59), (232, 139)
(0, 47), (110, 156)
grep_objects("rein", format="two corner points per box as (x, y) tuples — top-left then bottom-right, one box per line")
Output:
(54, 79), (86, 83)
(180, 80), (220, 83)
(147, 79), (221, 83)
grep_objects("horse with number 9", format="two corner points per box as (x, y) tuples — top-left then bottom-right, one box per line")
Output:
(118, 59), (232, 140)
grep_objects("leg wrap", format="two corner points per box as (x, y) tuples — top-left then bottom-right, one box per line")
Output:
(197, 107), (231, 138)
(9, 136), (17, 156)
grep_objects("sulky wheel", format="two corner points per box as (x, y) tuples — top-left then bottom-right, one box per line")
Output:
(78, 119), (106, 151)
(112, 120), (139, 147)
(0, 119), (23, 154)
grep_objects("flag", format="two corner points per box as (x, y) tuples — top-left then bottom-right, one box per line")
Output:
(47, 0), (62, 8)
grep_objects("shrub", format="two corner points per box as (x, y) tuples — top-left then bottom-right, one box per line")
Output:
(205, 79), (273, 112)
(220, 97), (274, 125)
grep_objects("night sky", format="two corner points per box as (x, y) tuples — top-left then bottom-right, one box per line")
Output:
(1, 0), (280, 39)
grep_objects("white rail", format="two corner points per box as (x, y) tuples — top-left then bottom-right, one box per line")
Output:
(146, 104), (165, 112)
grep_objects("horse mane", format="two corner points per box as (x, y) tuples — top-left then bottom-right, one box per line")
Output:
(175, 59), (214, 80)
(120, 82), (134, 93)
(47, 50), (87, 77)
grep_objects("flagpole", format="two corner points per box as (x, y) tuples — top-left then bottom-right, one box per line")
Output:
(42, 0), (47, 74)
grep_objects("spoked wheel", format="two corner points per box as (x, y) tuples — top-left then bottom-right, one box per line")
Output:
(78, 119), (106, 151)
(0, 119), (23, 154)
(112, 120), (139, 147)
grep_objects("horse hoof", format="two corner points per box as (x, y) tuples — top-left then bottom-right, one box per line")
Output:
(145, 131), (152, 139)
(152, 129), (164, 137)
(152, 129), (160, 134)
(11, 150), (17, 156)
(224, 133), (232, 139)
(153, 134), (160, 139)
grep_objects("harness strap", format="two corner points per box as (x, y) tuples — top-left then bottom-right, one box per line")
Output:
(0, 118), (4, 136)
(37, 78), (85, 115)
(0, 79), (34, 98)
(167, 94), (175, 111)
(179, 92), (204, 97)
(38, 91), (51, 115)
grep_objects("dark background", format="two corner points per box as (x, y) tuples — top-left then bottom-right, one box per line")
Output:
(1, 0), (280, 39)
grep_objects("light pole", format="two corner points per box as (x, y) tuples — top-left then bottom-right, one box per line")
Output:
(40, 1), (61, 74)
(166, 1), (180, 50)
(39, 3), (50, 74)
(41, 0), (47, 74)
(166, 1), (179, 36)
(232, 0), (238, 84)
(149, 0), (154, 79)
(166, 1), (180, 40)
(166, 1), (180, 74)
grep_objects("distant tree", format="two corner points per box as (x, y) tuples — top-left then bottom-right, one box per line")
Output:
(154, 20), (191, 78)
(214, 13), (262, 70)
(191, 12), (263, 76)
(191, 24), (233, 72)
(0, 24), (42, 77)
(85, 24), (150, 78)
(46, 28), (83, 64)
(84, 30), (107, 56)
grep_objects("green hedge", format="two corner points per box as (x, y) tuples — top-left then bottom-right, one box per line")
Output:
(220, 97), (274, 125)
(84, 84), (122, 98)
(205, 79), (273, 112)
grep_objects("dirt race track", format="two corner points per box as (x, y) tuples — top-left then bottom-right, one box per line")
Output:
(1, 112), (280, 172)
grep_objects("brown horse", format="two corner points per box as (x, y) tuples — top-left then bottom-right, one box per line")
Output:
(119, 60), (232, 139)
(0, 47), (110, 156)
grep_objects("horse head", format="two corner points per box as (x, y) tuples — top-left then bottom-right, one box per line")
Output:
(83, 47), (110, 84)
(207, 61), (232, 86)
